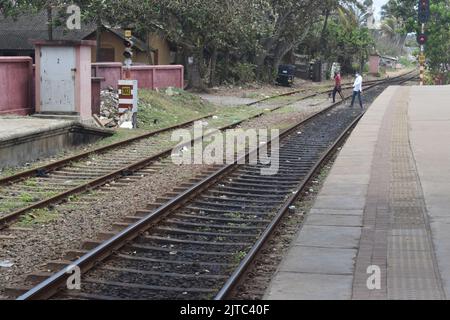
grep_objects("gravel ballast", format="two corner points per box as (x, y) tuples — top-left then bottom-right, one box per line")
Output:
(0, 94), (332, 298)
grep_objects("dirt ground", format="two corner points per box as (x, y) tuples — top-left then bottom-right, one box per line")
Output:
(201, 68), (412, 102)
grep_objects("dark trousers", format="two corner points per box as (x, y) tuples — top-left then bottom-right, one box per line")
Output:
(332, 85), (344, 102)
(350, 90), (363, 108)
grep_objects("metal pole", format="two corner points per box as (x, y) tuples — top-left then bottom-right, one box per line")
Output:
(420, 23), (425, 86)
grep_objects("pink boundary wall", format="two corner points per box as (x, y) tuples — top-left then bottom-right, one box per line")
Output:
(92, 62), (123, 90)
(1, 59), (184, 116)
(92, 63), (184, 90)
(369, 55), (381, 75)
(0, 57), (33, 115)
(129, 65), (184, 90)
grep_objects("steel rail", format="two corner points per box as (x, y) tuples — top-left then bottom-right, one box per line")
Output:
(246, 69), (417, 106)
(214, 111), (363, 299)
(0, 73), (395, 228)
(0, 109), (274, 228)
(0, 113), (215, 186)
(16, 71), (415, 300)
(214, 71), (418, 299)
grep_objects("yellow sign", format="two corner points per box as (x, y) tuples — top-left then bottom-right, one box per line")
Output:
(125, 30), (132, 38)
(122, 86), (132, 96)
(419, 54), (425, 63)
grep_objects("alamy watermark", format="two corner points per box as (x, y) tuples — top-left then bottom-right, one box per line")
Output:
(66, 264), (81, 290)
(171, 121), (280, 175)
(66, 4), (81, 30)
(366, 265), (381, 290)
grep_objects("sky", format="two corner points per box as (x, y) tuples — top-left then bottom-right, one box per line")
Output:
(372, 0), (389, 20)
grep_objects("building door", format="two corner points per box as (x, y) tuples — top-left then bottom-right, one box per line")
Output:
(40, 46), (76, 113)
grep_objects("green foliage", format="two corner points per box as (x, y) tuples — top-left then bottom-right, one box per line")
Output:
(17, 208), (58, 226)
(382, 0), (449, 81)
(136, 88), (216, 130)
(398, 56), (414, 68)
(323, 19), (374, 73)
(228, 63), (257, 84)
(425, 0), (450, 77)
(19, 193), (35, 203)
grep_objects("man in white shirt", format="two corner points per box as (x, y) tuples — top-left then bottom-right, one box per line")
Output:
(350, 72), (363, 109)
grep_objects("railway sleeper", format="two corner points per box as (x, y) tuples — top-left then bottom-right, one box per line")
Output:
(172, 212), (271, 225)
(142, 235), (251, 251)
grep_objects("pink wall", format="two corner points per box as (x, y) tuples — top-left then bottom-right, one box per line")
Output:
(1, 61), (184, 117)
(91, 77), (103, 115)
(129, 65), (184, 90)
(369, 55), (380, 75)
(92, 62), (123, 90)
(77, 45), (94, 120)
(0, 57), (33, 115)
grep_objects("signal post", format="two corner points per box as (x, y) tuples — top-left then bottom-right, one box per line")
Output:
(417, 0), (430, 85)
(118, 29), (138, 128)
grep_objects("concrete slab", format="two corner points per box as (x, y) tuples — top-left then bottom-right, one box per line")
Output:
(305, 214), (363, 227)
(265, 85), (450, 300)
(324, 174), (370, 185)
(0, 116), (111, 168)
(265, 273), (353, 300)
(318, 183), (367, 196)
(313, 195), (366, 210)
(308, 208), (364, 216)
(0, 116), (71, 141)
(409, 85), (450, 298)
(279, 246), (357, 274)
(294, 225), (361, 248)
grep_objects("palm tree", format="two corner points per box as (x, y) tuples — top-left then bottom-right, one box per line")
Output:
(380, 17), (407, 54)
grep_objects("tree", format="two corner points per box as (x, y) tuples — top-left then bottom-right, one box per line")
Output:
(425, 0), (450, 81)
(252, 0), (327, 81)
(382, 0), (450, 82)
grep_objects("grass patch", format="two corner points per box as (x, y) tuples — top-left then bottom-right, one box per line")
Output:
(137, 88), (217, 130)
(0, 200), (21, 212)
(95, 89), (219, 147)
(23, 178), (38, 187)
(233, 250), (247, 264)
(16, 208), (58, 227)
(19, 193), (35, 203)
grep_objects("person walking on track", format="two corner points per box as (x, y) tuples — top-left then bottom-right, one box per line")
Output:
(332, 71), (345, 103)
(350, 72), (363, 109)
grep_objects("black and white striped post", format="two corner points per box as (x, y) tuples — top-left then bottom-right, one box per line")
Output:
(417, 0), (430, 86)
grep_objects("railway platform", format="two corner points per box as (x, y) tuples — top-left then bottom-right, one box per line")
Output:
(265, 85), (450, 300)
(0, 116), (111, 168)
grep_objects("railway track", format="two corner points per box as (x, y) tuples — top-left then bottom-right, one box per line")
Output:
(12, 71), (417, 300)
(0, 106), (281, 228)
(247, 70), (417, 106)
(0, 71), (414, 229)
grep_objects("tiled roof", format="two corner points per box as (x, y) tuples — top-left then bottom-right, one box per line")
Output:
(0, 10), (95, 50)
(0, 10), (148, 52)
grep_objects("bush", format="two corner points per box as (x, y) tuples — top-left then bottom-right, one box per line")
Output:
(363, 63), (369, 73)
(398, 56), (414, 68)
(229, 63), (257, 83)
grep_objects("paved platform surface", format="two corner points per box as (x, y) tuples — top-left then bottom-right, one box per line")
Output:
(0, 116), (72, 141)
(265, 85), (450, 300)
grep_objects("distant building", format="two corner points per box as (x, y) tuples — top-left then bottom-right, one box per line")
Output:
(380, 55), (399, 68)
(366, 5), (376, 30)
(0, 10), (175, 65)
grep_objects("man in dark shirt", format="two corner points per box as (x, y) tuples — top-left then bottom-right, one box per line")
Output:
(332, 72), (345, 103)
